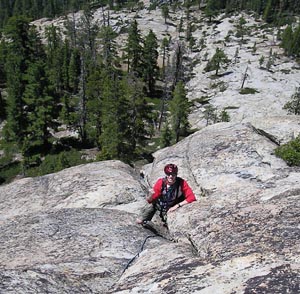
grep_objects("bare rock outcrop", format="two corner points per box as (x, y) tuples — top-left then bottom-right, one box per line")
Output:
(111, 122), (300, 293)
(0, 208), (162, 293)
(0, 160), (146, 222)
(0, 122), (299, 293)
(1, 4), (300, 293)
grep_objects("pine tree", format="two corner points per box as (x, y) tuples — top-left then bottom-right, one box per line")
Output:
(205, 0), (222, 22)
(22, 60), (56, 158)
(205, 48), (230, 75)
(219, 109), (230, 122)
(77, 8), (99, 61)
(98, 73), (126, 160)
(142, 29), (159, 95)
(0, 90), (5, 120)
(45, 25), (64, 96)
(74, 8), (100, 144)
(203, 104), (217, 126)
(86, 64), (104, 146)
(84, 25), (118, 146)
(68, 48), (81, 93)
(0, 35), (6, 87)
(161, 37), (170, 79)
(0, 34), (6, 122)
(125, 74), (153, 155)
(263, 0), (277, 23)
(291, 25), (300, 57)
(281, 25), (293, 56)
(61, 39), (72, 92)
(99, 25), (118, 68)
(170, 41), (186, 90)
(235, 16), (247, 42)
(161, 4), (169, 24)
(259, 55), (265, 68)
(124, 20), (143, 76)
(2, 16), (36, 145)
(169, 81), (190, 143)
(160, 124), (172, 147)
(284, 87), (300, 115)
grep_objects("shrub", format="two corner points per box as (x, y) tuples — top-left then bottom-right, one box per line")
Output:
(0, 158), (21, 184)
(275, 137), (300, 166)
(239, 87), (258, 94)
(26, 149), (90, 177)
(283, 87), (300, 115)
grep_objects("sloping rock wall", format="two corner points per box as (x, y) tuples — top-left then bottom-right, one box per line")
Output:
(110, 122), (300, 293)
(0, 123), (299, 293)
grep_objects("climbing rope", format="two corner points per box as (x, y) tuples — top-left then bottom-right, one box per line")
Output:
(121, 222), (163, 275)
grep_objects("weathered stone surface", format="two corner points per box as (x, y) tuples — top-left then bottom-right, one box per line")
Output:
(0, 160), (146, 222)
(110, 122), (300, 293)
(0, 208), (167, 293)
(1, 122), (299, 293)
(1, 4), (300, 294)
(248, 115), (300, 145)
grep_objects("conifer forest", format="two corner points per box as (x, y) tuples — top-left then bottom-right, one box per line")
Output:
(0, 0), (300, 184)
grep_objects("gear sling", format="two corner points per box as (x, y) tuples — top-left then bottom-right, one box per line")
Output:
(155, 177), (183, 223)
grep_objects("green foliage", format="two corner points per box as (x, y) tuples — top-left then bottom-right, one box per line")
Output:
(210, 80), (227, 92)
(263, 0), (276, 23)
(0, 38), (6, 86)
(252, 42), (257, 54)
(160, 124), (172, 147)
(203, 105), (230, 125)
(26, 149), (89, 177)
(142, 30), (159, 95)
(205, 0), (224, 22)
(239, 87), (258, 94)
(161, 4), (169, 24)
(259, 55), (265, 68)
(1, 0), (300, 184)
(275, 137), (300, 166)
(22, 60), (57, 155)
(1, 0), (300, 32)
(124, 75), (154, 152)
(0, 0), (93, 29)
(3, 16), (44, 146)
(45, 25), (65, 95)
(203, 104), (217, 126)
(98, 73), (123, 160)
(205, 48), (230, 76)
(169, 81), (191, 142)
(219, 109), (230, 122)
(235, 16), (248, 41)
(0, 91), (5, 119)
(124, 20), (143, 75)
(0, 154), (21, 184)
(283, 87), (300, 115)
(99, 25), (118, 67)
(281, 24), (300, 57)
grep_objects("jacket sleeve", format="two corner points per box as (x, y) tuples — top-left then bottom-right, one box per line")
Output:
(182, 179), (196, 203)
(151, 178), (163, 201)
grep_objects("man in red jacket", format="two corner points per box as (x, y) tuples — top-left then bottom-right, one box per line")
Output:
(136, 163), (196, 225)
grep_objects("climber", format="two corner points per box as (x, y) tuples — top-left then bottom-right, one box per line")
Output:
(136, 163), (196, 225)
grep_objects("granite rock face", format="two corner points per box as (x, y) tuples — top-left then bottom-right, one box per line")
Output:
(1, 3), (300, 293)
(113, 122), (300, 293)
(0, 123), (299, 293)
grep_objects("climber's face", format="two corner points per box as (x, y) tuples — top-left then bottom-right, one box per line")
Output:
(165, 173), (177, 185)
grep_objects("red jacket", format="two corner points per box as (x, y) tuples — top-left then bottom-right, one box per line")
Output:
(151, 177), (196, 203)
